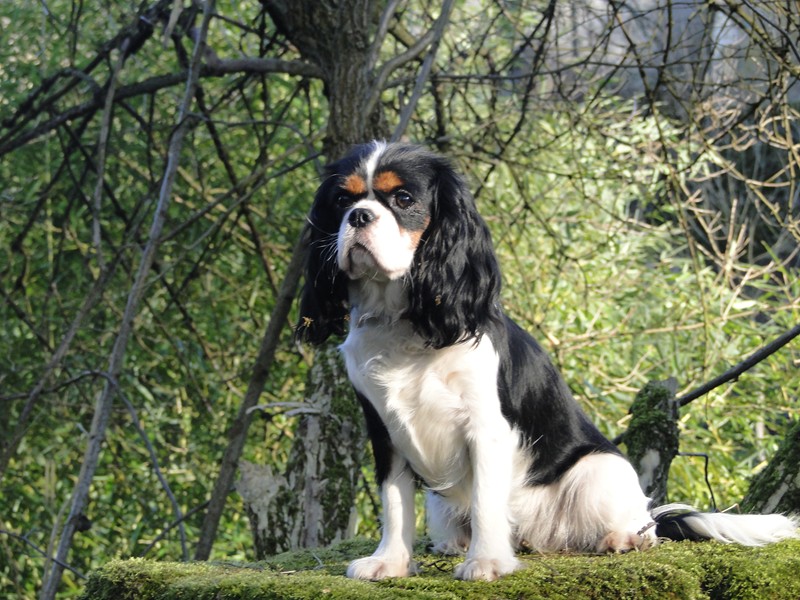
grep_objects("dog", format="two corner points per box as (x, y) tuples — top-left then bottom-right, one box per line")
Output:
(296, 141), (798, 581)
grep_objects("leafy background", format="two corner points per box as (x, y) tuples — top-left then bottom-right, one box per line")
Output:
(1, 1), (798, 597)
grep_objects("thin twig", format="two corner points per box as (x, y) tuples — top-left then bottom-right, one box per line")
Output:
(0, 59), (322, 158)
(0, 529), (86, 580)
(89, 38), (127, 272)
(138, 501), (210, 557)
(678, 452), (718, 511)
(0, 247), (128, 481)
(194, 223), (309, 560)
(117, 388), (189, 560)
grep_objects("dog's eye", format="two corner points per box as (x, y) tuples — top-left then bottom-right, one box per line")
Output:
(394, 190), (414, 209)
(336, 193), (353, 208)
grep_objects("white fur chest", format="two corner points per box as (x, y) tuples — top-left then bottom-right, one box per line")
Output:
(340, 320), (505, 495)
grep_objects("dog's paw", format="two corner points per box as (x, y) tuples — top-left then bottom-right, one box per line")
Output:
(346, 555), (416, 580)
(430, 537), (469, 556)
(453, 556), (521, 581)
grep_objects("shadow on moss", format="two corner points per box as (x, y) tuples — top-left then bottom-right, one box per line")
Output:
(80, 538), (800, 600)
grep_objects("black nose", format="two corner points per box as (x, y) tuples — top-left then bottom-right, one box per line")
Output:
(348, 207), (375, 228)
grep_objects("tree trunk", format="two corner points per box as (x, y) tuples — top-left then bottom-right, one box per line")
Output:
(262, 0), (387, 158)
(237, 347), (366, 557)
(236, 0), (391, 556)
(623, 379), (680, 506)
(741, 420), (800, 514)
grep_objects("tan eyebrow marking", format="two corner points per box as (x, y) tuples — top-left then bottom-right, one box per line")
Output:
(373, 170), (403, 194)
(342, 174), (367, 195)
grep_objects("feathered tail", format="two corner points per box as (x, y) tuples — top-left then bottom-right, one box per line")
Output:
(652, 503), (799, 546)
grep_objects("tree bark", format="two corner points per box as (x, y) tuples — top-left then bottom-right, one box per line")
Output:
(262, 0), (387, 158)
(237, 348), (366, 557)
(623, 378), (680, 506)
(742, 420), (800, 514)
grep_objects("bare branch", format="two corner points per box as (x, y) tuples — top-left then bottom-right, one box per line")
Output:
(367, 0), (403, 71)
(613, 324), (800, 445)
(390, 0), (456, 142)
(677, 323), (800, 407)
(89, 40), (127, 274)
(367, 19), (439, 120)
(38, 3), (218, 598)
(0, 58), (322, 158)
(117, 389), (188, 560)
(720, 0), (800, 71)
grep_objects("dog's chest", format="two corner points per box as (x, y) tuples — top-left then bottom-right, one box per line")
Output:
(341, 324), (499, 490)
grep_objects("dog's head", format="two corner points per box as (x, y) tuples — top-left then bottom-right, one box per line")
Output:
(297, 141), (501, 348)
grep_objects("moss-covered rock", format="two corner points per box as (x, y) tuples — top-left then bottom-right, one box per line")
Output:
(80, 538), (800, 599)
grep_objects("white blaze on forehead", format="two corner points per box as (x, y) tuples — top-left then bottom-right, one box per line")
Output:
(362, 140), (387, 192)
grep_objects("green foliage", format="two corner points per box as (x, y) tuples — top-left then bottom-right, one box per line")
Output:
(2, 2), (799, 599)
(80, 538), (800, 600)
(420, 101), (799, 512)
(0, 3), (317, 596)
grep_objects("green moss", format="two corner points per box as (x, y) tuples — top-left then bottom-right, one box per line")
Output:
(624, 380), (679, 461)
(80, 538), (800, 600)
(742, 420), (800, 513)
(623, 379), (680, 504)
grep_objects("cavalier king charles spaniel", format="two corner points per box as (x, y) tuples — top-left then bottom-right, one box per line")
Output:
(297, 141), (798, 581)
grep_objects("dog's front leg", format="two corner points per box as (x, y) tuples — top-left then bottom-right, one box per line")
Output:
(453, 417), (521, 581)
(347, 452), (417, 580)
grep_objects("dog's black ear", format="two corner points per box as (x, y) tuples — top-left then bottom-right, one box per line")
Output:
(295, 175), (349, 345)
(406, 158), (502, 348)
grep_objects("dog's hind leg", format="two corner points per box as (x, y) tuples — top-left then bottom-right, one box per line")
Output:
(426, 490), (471, 555)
